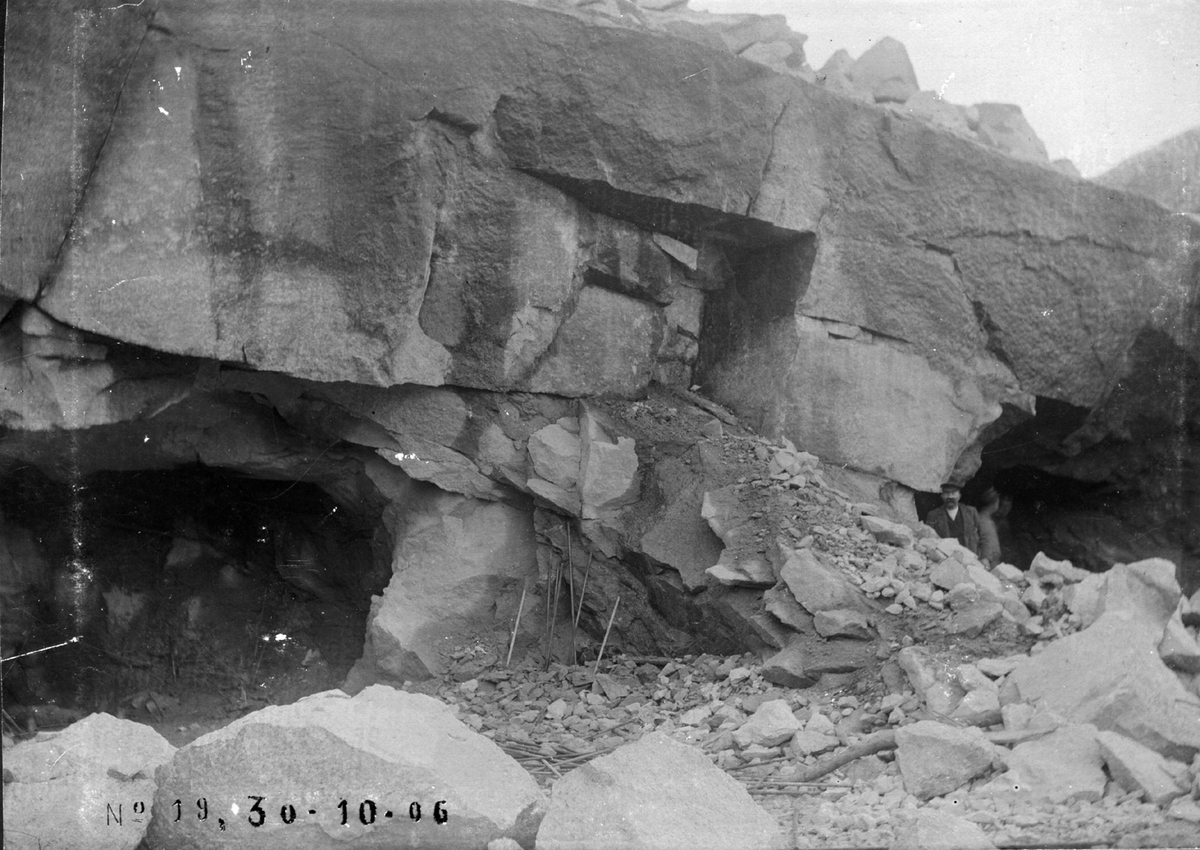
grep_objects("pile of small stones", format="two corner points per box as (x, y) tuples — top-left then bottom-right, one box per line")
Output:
(432, 649), (1200, 848)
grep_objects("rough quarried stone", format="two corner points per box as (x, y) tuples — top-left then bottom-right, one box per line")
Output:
(891, 808), (996, 850)
(847, 36), (919, 104)
(948, 601), (1004, 637)
(1099, 559), (1182, 632)
(813, 608), (873, 640)
(761, 641), (817, 688)
(780, 548), (870, 615)
(1029, 552), (1090, 584)
(534, 732), (785, 850)
(1159, 604), (1200, 673)
(148, 687), (545, 849)
(1063, 572), (1107, 627)
(1008, 611), (1200, 761)
(897, 646), (965, 716)
(788, 730), (839, 757)
(1096, 730), (1188, 807)
(1005, 724), (1107, 803)
(930, 559), (971, 591)
(3, 713), (175, 850)
(732, 699), (801, 748)
(363, 493), (537, 681)
(860, 514), (915, 548)
(894, 720), (999, 800)
(527, 423), (582, 490)
(972, 102), (1049, 162)
(579, 408), (640, 520)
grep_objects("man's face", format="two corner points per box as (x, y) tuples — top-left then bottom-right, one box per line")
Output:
(942, 488), (961, 508)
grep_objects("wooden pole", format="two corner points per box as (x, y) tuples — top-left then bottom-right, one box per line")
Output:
(567, 524), (577, 666)
(592, 595), (621, 678)
(505, 586), (527, 668)
(574, 550), (592, 627)
(544, 555), (564, 671)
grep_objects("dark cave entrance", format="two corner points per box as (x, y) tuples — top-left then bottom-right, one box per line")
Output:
(0, 462), (391, 738)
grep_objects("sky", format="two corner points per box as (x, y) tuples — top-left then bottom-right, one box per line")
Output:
(690, 0), (1200, 177)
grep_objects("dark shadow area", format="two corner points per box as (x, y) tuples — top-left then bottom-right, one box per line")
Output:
(0, 463), (390, 739)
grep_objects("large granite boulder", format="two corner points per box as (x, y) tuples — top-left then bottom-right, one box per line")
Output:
(146, 686), (545, 849)
(4, 713), (175, 850)
(1008, 610), (1200, 761)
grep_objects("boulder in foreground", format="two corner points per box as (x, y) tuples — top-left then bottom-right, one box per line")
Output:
(3, 713), (175, 850)
(146, 686), (545, 849)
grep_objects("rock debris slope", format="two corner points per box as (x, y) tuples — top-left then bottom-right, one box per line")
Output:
(3, 1), (1200, 847)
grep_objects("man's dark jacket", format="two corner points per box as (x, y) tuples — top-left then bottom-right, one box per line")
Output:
(926, 504), (981, 555)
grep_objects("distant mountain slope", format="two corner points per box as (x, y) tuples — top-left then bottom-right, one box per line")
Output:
(1093, 126), (1200, 214)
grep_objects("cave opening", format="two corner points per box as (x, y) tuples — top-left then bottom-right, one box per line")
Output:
(0, 461), (391, 740)
(912, 394), (1197, 588)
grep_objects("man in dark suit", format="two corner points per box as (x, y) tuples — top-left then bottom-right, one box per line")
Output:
(925, 482), (982, 559)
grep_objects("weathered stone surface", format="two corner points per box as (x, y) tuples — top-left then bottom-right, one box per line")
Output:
(1005, 724), (1107, 803)
(362, 493), (537, 681)
(579, 408), (640, 519)
(1029, 552), (1091, 584)
(1160, 606), (1200, 673)
(973, 102), (1050, 162)
(948, 600), (1005, 637)
(148, 687), (545, 849)
(847, 36), (919, 104)
(894, 720), (999, 800)
(1094, 126), (1200, 216)
(1009, 611), (1200, 761)
(788, 730), (840, 756)
(1098, 558), (1182, 632)
(535, 732), (784, 850)
(762, 584), (815, 632)
(528, 423), (582, 490)
(732, 699), (801, 748)
(1096, 730), (1189, 807)
(930, 559), (972, 590)
(950, 686), (1002, 727)
(761, 641), (817, 688)
(893, 91), (972, 136)
(813, 608), (873, 640)
(891, 808), (996, 850)
(860, 514), (915, 548)
(897, 646), (966, 715)
(637, 449), (727, 592)
(1063, 571), (1107, 626)
(3, 713), (175, 850)
(780, 548), (870, 615)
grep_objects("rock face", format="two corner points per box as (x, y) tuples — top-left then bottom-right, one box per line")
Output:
(4, 0), (1195, 495)
(534, 732), (785, 850)
(1009, 611), (1200, 761)
(3, 713), (175, 850)
(146, 686), (546, 849)
(1094, 126), (1200, 215)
